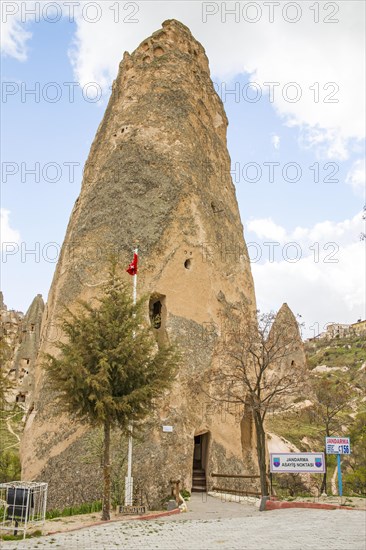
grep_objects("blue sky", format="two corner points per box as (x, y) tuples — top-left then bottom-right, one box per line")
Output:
(1, 1), (365, 337)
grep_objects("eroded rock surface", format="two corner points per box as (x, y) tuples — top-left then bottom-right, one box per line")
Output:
(21, 20), (257, 509)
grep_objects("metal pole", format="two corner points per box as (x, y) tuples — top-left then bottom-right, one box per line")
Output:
(125, 248), (138, 507)
(270, 473), (273, 497)
(337, 454), (343, 497)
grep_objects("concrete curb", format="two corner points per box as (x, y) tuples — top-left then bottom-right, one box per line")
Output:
(136, 508), (181, 520)
(265, 499), (366, 512)
(46, 507), (181, 535)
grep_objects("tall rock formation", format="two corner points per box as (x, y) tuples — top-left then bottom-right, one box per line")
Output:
(0, 294), (23, 362)
(21, 20), (257, 508)
(0, 293), (44, 411)
(269, 303), (306, 370)
(10, 295), (44, 410)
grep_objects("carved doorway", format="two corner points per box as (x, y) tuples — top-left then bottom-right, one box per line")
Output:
(192, 433), (209, 492)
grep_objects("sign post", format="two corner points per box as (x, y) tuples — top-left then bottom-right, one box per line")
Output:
(269, 453), (326, 473)
(325, 437), (351, 497)
(337, 454), (343, 497)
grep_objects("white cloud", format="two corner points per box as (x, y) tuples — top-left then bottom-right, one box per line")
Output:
(247, 211), (363, 249)
(252, 240), (365, 338)
(247, 218), (286, 241)
(0, 9), (32, 61)
(271, 135), (280, 150)
(2, 2), (364, 159)
(346, 159), (365, 196)
(246, 212), (365, 337)
(68, 1), (364, 160)
(0, 209), (20, 245)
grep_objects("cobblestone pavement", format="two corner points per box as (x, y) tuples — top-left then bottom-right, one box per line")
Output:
(2, 506), (365, 550)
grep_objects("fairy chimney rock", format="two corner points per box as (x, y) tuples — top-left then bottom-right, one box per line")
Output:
(21, 20), (257, 508)
(270, 303), (306, 369)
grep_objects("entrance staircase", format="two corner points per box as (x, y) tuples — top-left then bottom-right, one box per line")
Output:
(191, 467), (207, 493)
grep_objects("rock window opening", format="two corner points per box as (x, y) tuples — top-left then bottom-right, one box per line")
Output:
(151, 301), (162, 329)
(184, 259), (191, 270)
(16, 393), (26, 403)
(149, 295), (167, 346)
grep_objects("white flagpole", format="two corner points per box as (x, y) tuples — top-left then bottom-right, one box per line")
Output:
(125, 247), (138, 507)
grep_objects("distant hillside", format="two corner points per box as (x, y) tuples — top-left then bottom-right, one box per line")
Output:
(267, 334), (366, 495)
(306, 334), (366, 371)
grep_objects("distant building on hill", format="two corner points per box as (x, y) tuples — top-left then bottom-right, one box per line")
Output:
(351, 319), (366, 335)
(307, 319), (366, 341)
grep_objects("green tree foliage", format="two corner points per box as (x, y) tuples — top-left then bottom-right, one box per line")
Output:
(344, 412), (366, 494)
(0, 337), (21, 483)
(312, 377), (354, 438)
(307, 376), (354, 494)
(43, 262), (179, 520)
(0, 450), (21, 484)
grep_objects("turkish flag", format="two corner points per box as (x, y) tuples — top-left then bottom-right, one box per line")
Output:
(126, 252), (138, 276)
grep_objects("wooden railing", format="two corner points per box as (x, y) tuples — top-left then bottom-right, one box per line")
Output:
(211, 473), (269, 497)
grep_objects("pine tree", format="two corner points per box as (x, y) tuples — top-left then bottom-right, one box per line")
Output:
(43, 262), (179, 520)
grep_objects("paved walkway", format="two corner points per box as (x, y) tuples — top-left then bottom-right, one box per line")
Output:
(160, 493), (257, 521)
(2, 495), (365, 549)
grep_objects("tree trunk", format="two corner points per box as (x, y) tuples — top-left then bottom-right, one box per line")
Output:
(253, 412), (268, 496)
(102, 419), (111, 521)
(320, 458), (327, 494)
(321, 428), (330, 494)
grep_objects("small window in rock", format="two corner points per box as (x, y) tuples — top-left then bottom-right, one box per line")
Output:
(184, 259), (191, 270)
(30, 324), (35, 332)
(152, 301), (162, 329)
(26, 359), (30, 365)
(16, 393), (26, 403)
(149, 294), (166, 333)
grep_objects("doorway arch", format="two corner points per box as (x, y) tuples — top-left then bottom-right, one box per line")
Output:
(192, 431), (210, 492)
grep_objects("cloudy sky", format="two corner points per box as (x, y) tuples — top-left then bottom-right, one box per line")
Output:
(1, 0), (365, 337)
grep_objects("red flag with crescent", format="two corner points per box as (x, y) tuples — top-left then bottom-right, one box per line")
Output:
(126, 251), (138, 276)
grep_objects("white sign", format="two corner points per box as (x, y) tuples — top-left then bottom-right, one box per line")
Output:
(270, 453), (326, 473)
(162, 425), (173, 432)
(325, 437), (351, 455)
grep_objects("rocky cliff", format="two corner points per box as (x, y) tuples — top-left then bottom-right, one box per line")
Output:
(21, 20), (257, 508)
(0, 293), (44, 411)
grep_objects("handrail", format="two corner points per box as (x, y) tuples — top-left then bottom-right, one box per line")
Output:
(212, 473), (268, 479)
(212, 487), (261, 496)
